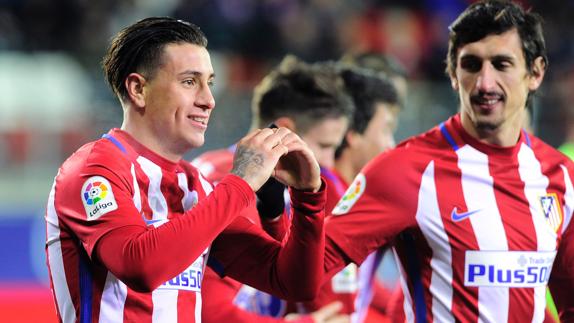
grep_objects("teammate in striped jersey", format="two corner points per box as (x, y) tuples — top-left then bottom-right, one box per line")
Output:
(195, 56), (354, 323)
(45, 17), (327, 323)
(324, 1), (574, 322)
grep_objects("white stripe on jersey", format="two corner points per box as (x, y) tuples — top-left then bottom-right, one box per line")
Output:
(561, 165), (574, 232)
(517, 143), (553, 323)
(46, 181), (77, 323)
(198, 173), (213, 195)
(131, 164), (142, 212)
(195, 291), (202, 323)
(416, 161), (455, 323)
(351, 251), (377, 323)
(152, 289), (178, 323)
(137, 156), (168, 220)
(457, 145), (509, 323)
(178, 173), (196, 211)
(99, 272), (127, 323)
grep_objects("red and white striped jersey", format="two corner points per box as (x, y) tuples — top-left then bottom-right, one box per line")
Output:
(325, 114), (574, 322)
(46, 129), (326, 323)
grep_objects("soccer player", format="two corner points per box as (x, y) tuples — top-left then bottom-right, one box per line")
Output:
(324, 1), (574, 322)
(288, 66), (400, 320)
(193, 56), (354, 323)
(45, 17), (327, 323)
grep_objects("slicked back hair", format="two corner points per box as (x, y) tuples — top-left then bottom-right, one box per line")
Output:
(102, 17), (208, 101)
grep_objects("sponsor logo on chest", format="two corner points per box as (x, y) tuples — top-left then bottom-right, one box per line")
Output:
(157, 248), (209, 293)
(464, 250), (556, 288)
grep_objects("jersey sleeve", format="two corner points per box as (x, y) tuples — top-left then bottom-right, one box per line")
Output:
(549, 209), (574, 320)
(54, 158), (144, 258)
(202, 267), (295, 323)
(208, 181), (326, 301)
(93, 174), (255, 292)
(548, 161), (574, 320)
(324, 151), (418, 276)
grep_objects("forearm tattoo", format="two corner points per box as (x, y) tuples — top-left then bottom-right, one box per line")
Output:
(231, 146), (265, 178)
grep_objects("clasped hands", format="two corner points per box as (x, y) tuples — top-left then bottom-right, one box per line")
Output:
(231, 127), (321, 193)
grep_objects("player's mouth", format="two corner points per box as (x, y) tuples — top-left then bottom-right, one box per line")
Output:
(187, 114), (209, 129)
(470, 92), (504, 113)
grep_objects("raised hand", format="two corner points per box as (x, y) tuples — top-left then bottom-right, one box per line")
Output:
(230, 127), (290, 191)
(273, 131), (321, 192)
(285, 302), (350, 323)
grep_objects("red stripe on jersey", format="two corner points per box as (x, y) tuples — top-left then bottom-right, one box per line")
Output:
(178, 291), (196, 323)
(435, 150), (481, 321)
(135, 163), (154, 221)
(161, 169), (186, 215)
(490, 154), (537, 322)
(60, 237), (82, 320)
(124, 291), (153, 323)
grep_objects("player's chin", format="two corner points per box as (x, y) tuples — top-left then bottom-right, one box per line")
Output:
(187, 135), (205, 149)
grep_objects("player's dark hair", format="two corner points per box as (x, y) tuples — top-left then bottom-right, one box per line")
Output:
(102, 17), (208, 101)
(341, 52), (407, 79)
(446, 0), (547, 77)
(335, 67), (399, 158)
(252, 56), (354, 134)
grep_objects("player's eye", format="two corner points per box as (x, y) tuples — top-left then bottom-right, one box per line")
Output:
(460, 56), (482, 73)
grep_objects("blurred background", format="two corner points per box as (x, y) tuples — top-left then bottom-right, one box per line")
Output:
(0, 0), (573, 321)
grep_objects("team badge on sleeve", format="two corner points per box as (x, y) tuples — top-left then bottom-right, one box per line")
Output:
(539, 193), (563, 233)
(332, 173), (366, 215)
(81, 176), (118, 221)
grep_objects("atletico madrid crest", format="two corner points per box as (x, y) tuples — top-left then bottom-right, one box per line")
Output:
(539, 193), (563, 233)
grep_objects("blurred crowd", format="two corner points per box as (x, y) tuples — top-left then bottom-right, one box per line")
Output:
(0, 0), (573, 198)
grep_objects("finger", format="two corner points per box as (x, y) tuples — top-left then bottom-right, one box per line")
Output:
(325, 315), (350, 323)
(277, 132), (300, 148)
(263, 127), (291, 150)
(312, 301), (343, 320)
(239, 128), (262, 142)
(270, 141), (289, 157)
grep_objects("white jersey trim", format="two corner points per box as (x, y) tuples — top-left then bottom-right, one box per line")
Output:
(561, 165), (574, 233)
(99, 272), (127, 323)
(46, 180), (77, 323)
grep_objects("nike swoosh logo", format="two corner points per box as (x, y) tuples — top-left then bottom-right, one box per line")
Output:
(451, 207), (481, 222)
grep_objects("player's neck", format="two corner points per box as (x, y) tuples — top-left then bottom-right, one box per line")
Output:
(334, 154), (356, 184)
(460, 112), (522, 147)
(121, 119), (183, 163)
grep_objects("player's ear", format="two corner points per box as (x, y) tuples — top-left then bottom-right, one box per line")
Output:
(345, 130), (361, 148)
(274, 117), (296, 132)
(449, 72), (459, 91)
(125, 73), (147, 108)
(528, 56), (546, 91)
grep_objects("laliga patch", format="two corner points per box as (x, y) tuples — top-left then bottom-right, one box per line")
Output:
(539, 193), (563, 233)
(81, 176), (118, 221)
(332, 173), (366, 215)
(331, 263), (358, 293)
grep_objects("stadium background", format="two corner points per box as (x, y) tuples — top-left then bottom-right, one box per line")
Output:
(0, 0), (572, 321)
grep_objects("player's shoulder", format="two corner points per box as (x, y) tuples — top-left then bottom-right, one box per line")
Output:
(58, 136), (132, 182)
(368, 127), (442, 172)
(529, 135), (574, 167)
